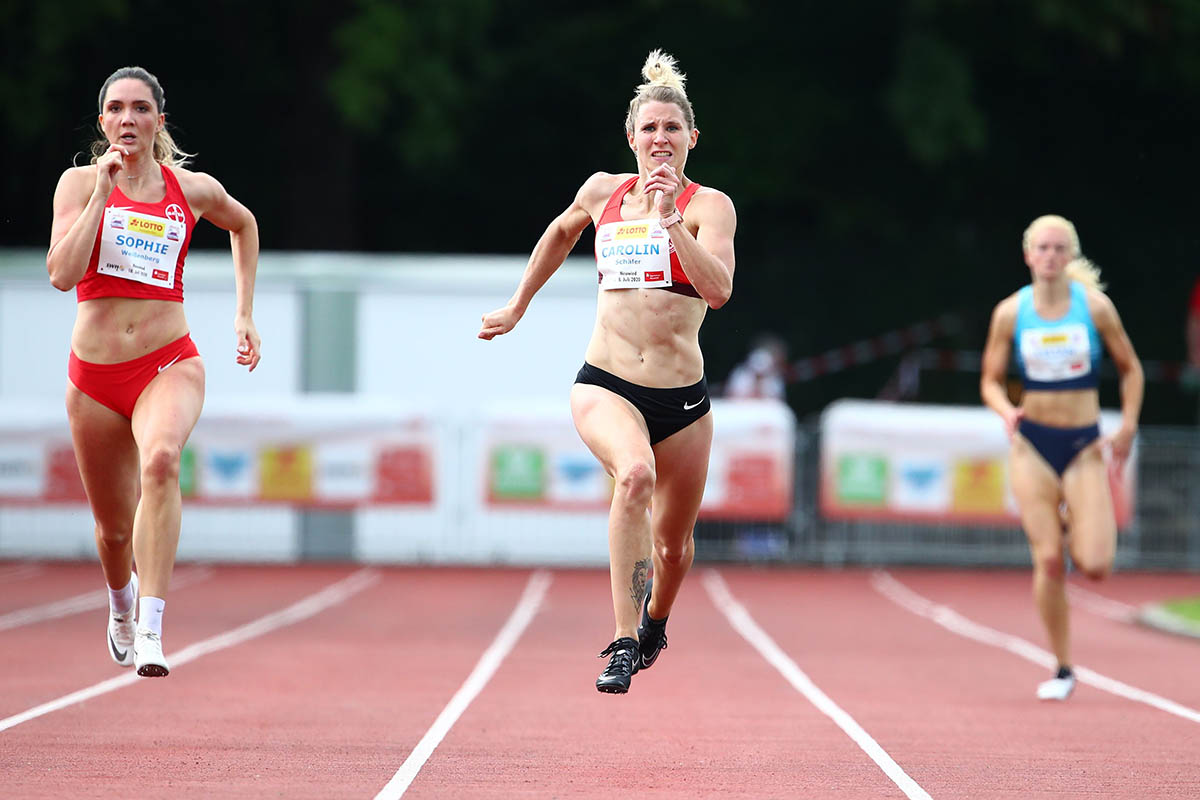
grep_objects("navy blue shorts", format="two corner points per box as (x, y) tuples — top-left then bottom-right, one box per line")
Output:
(1018, 418), (1101, 476)
(574, 363), (711, 445)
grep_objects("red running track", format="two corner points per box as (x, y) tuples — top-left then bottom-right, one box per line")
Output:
(1, 561), (1197, 798)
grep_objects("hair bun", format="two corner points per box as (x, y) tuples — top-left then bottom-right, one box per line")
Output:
(639, 49), (686, 94)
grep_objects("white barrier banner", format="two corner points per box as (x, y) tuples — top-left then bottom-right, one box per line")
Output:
(820, 399), (1136, 526)
(0, 398), (436, 509)
(482, 398), (795, 521)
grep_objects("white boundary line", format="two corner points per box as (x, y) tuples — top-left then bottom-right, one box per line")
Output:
(1066, 583), (1137, 623)
(0, 563), (43, 582)
(0, 568), (378, 733)
(871, 571), (1200, 724)
(374, 570), (552, 800)
(0, 566), (216, 632)
(703, 570), (932, 800)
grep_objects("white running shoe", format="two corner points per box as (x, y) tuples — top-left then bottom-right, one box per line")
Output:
(1036, 674), (1077, 701)
(106, 572), (138, 667)
(135, 628), (170, 677)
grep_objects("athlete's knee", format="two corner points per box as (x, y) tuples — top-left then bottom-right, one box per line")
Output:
(614, 461), (655, 506)
(1073, 553), (1113, 581)
(140, 442), (182, 486)
(655, 533), (694, 568)
(94, 521), (132, 549)
(1031, 546), (1066, 580)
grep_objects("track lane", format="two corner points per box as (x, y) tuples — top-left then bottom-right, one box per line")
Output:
(1, 565), (538, 799)
(405, 568), (917, 799)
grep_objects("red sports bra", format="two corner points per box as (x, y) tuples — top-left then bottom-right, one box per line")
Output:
(596, 176), (702, 299)
(76, 164), (195, 303)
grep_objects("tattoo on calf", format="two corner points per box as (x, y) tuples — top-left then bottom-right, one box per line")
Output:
(630, 558), (651, 611)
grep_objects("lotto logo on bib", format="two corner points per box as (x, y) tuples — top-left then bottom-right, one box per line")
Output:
(615, 223), (649, 239)
(128, 215), (165, 237)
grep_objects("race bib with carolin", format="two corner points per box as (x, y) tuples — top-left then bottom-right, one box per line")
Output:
(595, 218), (672, 290)
(97, 207), (185, 289)
(1020, 323), (1093, 382)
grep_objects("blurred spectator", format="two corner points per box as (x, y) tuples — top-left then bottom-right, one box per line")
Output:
(725, 335), (788, 400)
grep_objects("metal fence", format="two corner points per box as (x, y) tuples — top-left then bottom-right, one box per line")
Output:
(695, 423), (1200, 570)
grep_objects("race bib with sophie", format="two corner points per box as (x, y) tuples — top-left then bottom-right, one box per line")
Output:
(97, 207), (187, 290)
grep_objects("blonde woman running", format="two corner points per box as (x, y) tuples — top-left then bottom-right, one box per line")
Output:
(981, 215), (1143, 700)
(480, 50), (736, 693)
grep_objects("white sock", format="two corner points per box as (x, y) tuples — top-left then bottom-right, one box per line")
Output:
(139, 596), (165, 637)
(108, 578), (136, 616)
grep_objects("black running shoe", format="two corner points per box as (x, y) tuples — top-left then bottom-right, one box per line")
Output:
(636, 578), (668, 672)
(596, 636), (639, 694)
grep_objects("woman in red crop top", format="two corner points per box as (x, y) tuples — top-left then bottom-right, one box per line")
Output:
(46, 66), (261, 678)
(479, 50), (737, 694)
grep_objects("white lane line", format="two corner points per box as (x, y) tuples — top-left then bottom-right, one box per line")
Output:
(0, 566), (216, 632)
(1067, 583), (1137, 622)
(703, 570), (933, 800)
(871, 571), (1200, 724)
(0, 568), (378, 733)
(0, 563), (43, 582)
(375, 570), (552, 800)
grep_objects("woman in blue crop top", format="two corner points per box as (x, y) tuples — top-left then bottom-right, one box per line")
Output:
(479, 50), (736, 694)
(981, 215), (1143, 701)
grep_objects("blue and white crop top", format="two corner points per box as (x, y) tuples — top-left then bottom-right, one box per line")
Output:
(1013, 281), (1101, 390)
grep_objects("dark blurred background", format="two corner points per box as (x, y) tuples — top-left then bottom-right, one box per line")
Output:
(3, 0), (1197, 423)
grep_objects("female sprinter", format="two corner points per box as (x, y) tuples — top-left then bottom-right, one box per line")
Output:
(479, 50), (736, 694)
(47, 66), (261, 677)
(980, 215), (1143, 700)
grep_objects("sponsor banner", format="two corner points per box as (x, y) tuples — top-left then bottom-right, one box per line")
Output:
(483, 399), (795, 521)
(0, 443), (44, 497)
(820, 399), (1135, 526)
(202, 446), (257, 499)
(0, 400), (436, 509)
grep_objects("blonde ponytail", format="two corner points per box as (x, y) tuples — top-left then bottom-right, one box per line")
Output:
(625, 49), (696, 134)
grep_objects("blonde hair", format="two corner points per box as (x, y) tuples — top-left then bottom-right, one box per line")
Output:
(1022, 214), (1105, 291)
(624, 49), (695, 134)
(90, 66), (195, 169)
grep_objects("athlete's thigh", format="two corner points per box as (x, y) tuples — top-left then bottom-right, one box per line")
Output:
(65, 383), (139, 526)
(1061, 445), (1116, 555)
(1009, 435), (1064, 550)
(649, 412), (713, 543)
(130, 357), (206, 452)
(570, 383), (653, 475)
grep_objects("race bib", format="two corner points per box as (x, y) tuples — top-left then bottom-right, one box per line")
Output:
(595, 218), (672, 290)
(1020, 323), (1092, 382)
(97, 207), (185, 289)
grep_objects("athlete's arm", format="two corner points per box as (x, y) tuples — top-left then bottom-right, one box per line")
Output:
(478, 173), (610, 340)
(182, 170), (261, 372)
(980, 296), (1021, 437)
(46, 150), (125, 291)
(664, 187), (736, 309)
(1090, 290), (1143, 468)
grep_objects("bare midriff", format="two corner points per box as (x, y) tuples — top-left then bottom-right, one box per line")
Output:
(71, 297), (189, 363)
(1021, 388), (1101, 428)
(584, 287), (707, 388)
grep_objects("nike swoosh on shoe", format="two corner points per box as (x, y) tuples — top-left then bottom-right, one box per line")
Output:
(109, 631), (128, 662)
